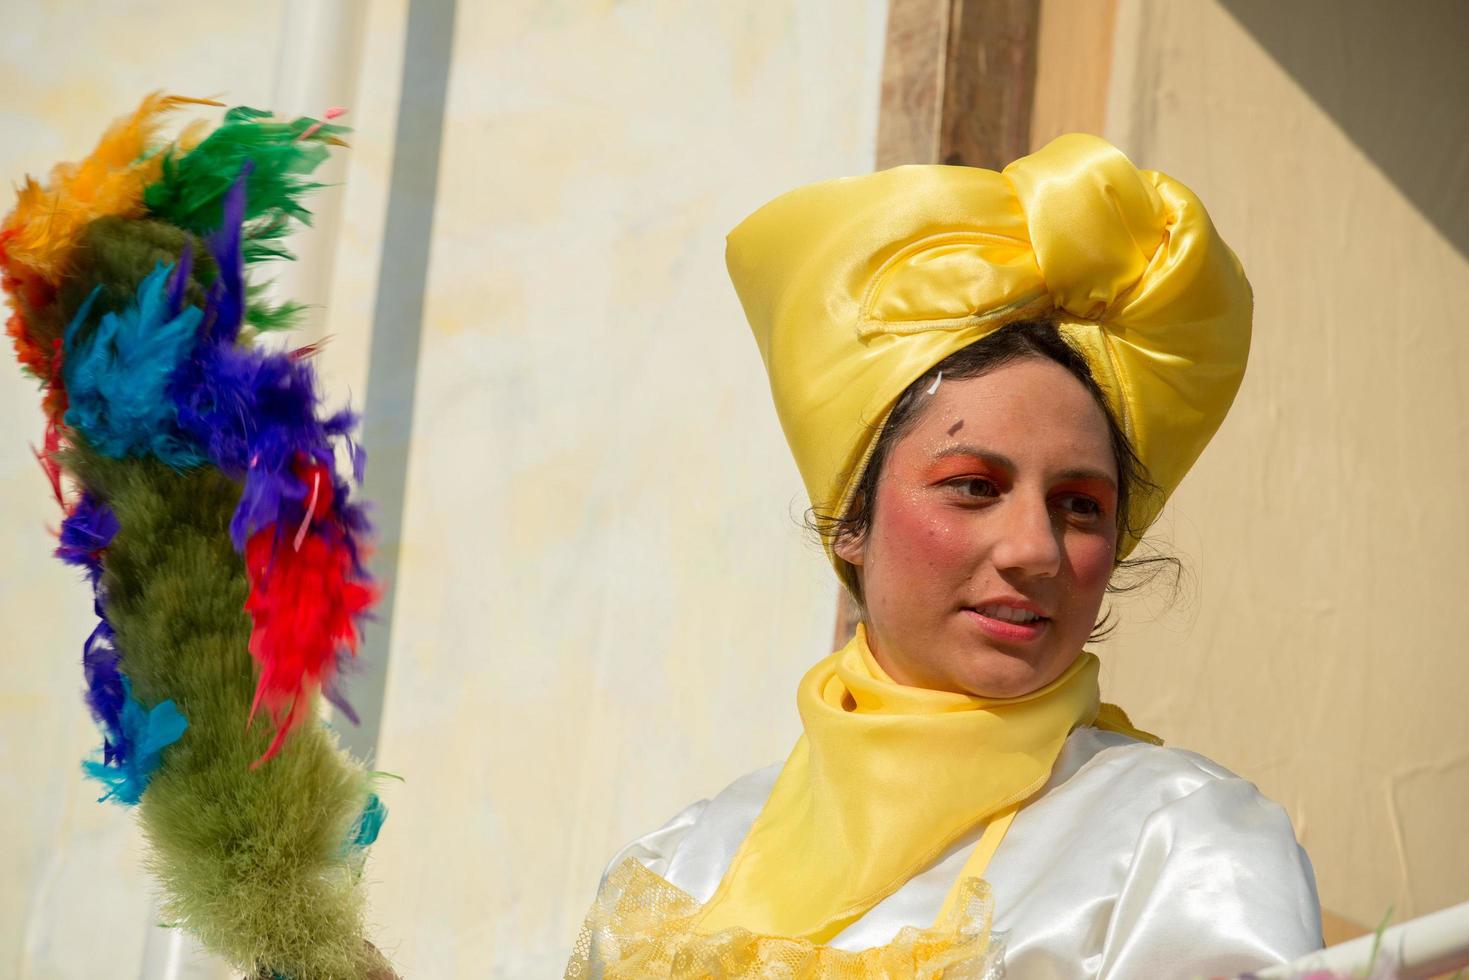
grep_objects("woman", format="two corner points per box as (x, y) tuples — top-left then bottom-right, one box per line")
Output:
(567, 135), (1322, 979)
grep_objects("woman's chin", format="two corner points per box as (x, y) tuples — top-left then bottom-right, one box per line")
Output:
(949, 643), (1070, 699)
(956, 669), (1041, 699)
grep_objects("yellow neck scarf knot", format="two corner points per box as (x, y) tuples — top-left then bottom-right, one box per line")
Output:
(694, 625), (1155, 942)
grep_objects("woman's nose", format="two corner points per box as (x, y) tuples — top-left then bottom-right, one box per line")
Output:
(988, 494), (1062, 578)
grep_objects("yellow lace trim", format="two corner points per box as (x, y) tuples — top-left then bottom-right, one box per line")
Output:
(564, 858), (1006, 979)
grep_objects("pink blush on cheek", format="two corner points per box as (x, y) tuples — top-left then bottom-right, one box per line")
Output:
(872, 480), (974, 575)
(1064, 531), (1115, 592)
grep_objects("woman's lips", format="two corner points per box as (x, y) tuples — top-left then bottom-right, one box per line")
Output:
(962, 607), (1050, 643)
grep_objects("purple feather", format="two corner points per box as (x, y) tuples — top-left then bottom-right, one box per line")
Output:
(173, 345), (329, 546)
(83, 620), (127, 762)
(56, 492), (120, 583)
(321, 657), (361, 726)
(172, 332), (375, 555)
(166, 240), (193, 318)
(347, 436), (366, 484)
(203, 162), (250, 344)
(332, 472), (374, 574)
(56, 494), (129, 760)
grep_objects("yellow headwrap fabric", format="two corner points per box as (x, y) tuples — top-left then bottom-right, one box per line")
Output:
(726, 133), (1252, 594)
(693, 624), (1134, 943)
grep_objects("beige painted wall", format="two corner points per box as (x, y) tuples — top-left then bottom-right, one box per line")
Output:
(358, 2), (887, 975)
(1099, 0), (1469, 930)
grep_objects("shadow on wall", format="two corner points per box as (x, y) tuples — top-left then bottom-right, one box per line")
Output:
(329, 0), (458, 763)
(1219, 0), (1469, 262)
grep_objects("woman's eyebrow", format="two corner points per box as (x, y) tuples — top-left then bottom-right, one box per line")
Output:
(1055, 467), (1118, 491)
(933, 445), (1117, 490)
(932, 444), (1014, 470)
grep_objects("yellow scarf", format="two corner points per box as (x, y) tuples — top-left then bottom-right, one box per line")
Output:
(693, 624), (1156, 943)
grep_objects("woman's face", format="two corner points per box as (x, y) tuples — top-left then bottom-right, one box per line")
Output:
(835, 357), (1119, 698)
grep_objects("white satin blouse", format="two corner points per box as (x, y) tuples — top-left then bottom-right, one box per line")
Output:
(601, 727), (1324, 979)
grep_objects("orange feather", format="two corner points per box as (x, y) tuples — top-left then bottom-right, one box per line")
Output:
(0, 93), (222, 283)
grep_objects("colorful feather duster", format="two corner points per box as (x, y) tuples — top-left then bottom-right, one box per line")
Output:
(3, 94), (393, 979)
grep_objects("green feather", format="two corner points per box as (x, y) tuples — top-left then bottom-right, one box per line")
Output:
(244, 281), (308, 333)
(142, 106), (347, 266)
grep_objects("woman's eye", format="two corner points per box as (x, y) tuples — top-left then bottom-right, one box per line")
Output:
(1056, 494), (1102, 518)
(950, 478), (999, 499)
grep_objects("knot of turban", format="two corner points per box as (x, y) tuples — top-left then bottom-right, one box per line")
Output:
(725, 134), (1252, 594)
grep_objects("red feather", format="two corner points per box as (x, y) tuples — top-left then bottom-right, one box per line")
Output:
(243, 460), (375, 766)
(0, 230), (62, 400)
(34, 418), (64, 508)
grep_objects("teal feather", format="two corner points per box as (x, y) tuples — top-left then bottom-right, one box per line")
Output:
(83, 676), (188, 806)
(350, 793), (387, 849)
(62, 263), (206, 466)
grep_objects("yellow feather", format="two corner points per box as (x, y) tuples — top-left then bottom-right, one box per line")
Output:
(0, 93), (222, 283)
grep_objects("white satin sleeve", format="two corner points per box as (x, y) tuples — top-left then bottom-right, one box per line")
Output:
(597, 797), (709, 889)
(595, 762), (784, 896)
(1094, 776), (1324, 979)
(986, 734), (1323, 979)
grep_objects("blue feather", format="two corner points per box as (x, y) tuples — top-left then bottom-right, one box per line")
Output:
(82, 675), (188, 806)
(62, 263), (206, 466)
(337, 789), (389, 876)
(350, 792), (387, 849)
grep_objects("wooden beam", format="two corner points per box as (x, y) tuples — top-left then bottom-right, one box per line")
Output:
(877, 0), (1040, 170)
(941, 0), (1040, 168)
(876, 0), (947, 169)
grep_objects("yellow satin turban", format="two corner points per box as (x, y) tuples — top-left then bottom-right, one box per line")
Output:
(726, 134), (1252, 593)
